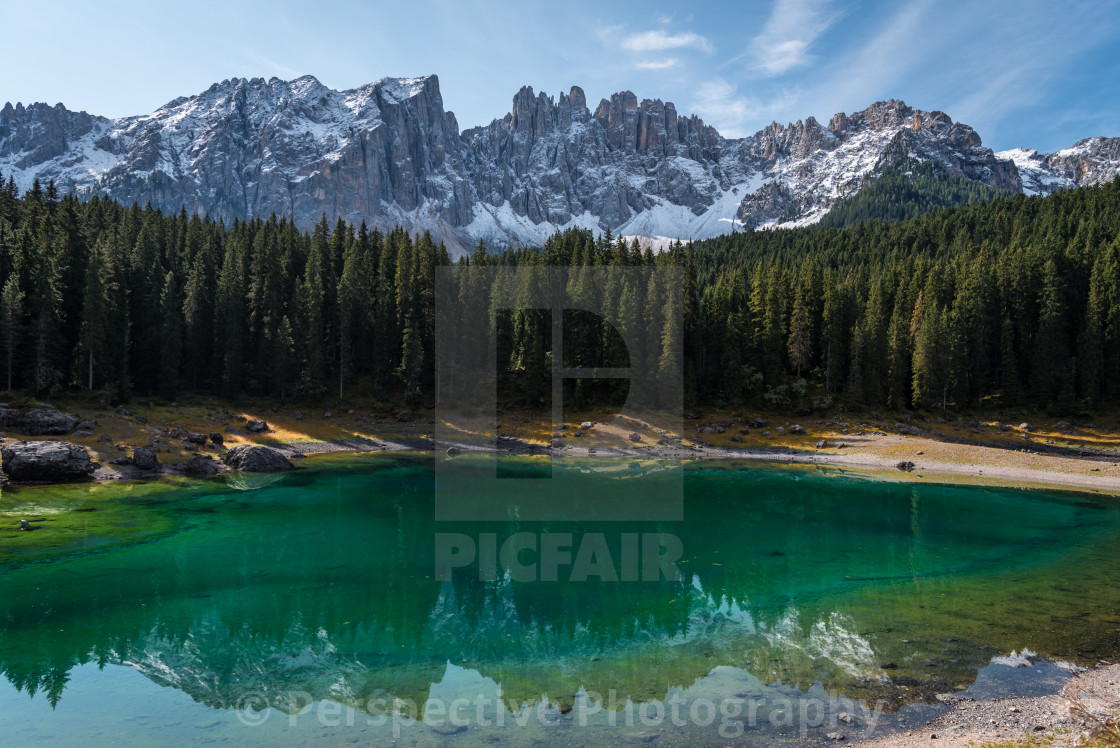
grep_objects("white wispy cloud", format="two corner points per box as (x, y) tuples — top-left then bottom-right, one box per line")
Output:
(621, 29), (713, 54)
(692, 79), (753, 128)
(690, 77), (800, 137)
(745, 0), (839, 77)
(805, 0), (931, 117)
(634, 58), (681, 70)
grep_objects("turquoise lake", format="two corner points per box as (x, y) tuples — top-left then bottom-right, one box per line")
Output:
(1, 453), (1119, 746)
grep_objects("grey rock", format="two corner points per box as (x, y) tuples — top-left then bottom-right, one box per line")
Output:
(748, 418), (767, 428)
(245, 419), (269, 433)
(897, 461), (916, 471)
(223, 444), (293, 472)
(76, 419), (97, 430)
(209, 432), (224, 445)
(1, 440), (94, 481)
(294, 410), (304, 420)
(628, 432), (642, 442)
(445, 446), (461, 456)
(180, 454), (221, 476)
(714, 425), (725, 434)
(0, 407), (79, 435)
(580, 421), (594, 430)
(185, 432), (208, 445)
(132, 446), (160, 470)
(790, 424), (806, 435)
(1056, 420), (1073, 431)
(816, 439), (827, 449)
(395, 410), (413, 422)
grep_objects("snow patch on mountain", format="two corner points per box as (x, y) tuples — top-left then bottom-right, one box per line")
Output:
(995, 147), (1075, 196)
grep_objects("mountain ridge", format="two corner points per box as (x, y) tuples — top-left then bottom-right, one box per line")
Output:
(2, 74), (1117, 256)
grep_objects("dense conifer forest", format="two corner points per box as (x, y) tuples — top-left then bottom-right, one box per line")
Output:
(817, 158), (1011, 229)
(0, 168), (1118, 415)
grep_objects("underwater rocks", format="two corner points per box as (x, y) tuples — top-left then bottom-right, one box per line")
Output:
(1, 440), (94, 481)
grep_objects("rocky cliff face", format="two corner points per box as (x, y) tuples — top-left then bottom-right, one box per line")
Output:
(997, 137), (1120, 196)
(2, 76), (1117, 256)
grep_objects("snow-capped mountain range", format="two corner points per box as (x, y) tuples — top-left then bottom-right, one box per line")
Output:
(1, 74), (1117, 256)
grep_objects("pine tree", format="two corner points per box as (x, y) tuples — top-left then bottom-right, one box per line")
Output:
(0, 275), (23, 392)
(1033, 259), (1073, 406)
(215, 233), (248, 397)
(159, 271), (183, 398)
(912, 300), (948, 410)
(77, 238), (112, 391)
(296, 225), (329, 395)
(787, 284), (811, 378)
(25, 215), (63, 394)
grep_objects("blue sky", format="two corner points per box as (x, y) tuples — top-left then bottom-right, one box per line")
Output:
(3, 0), (1118, 152)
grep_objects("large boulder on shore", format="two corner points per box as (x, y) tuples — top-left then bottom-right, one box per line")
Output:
(1, 441), (94, 481)
(180, 454), (221, 476)
(132, 446), (160, 471)
(223, 444), (293, 472)
(0, 407), (79, 435)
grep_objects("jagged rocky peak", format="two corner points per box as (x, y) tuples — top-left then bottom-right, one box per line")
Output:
(753, 115), (835, 160)
(829, 99), (956, 135)
(0, 100), (109, 169)
(1, 77), (1117, 254)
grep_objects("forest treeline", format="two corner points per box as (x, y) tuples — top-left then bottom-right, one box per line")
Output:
(1, 169), (1118, 414)
(818, 158), (1010, 229)
(688, 179), (1120, 413)
(0, 175), (450, 404)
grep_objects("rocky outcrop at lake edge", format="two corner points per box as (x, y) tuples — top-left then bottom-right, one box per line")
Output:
(1, 440), (94, 482)
(223, 444), (293, 472)
(0, 406), (79, 435)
